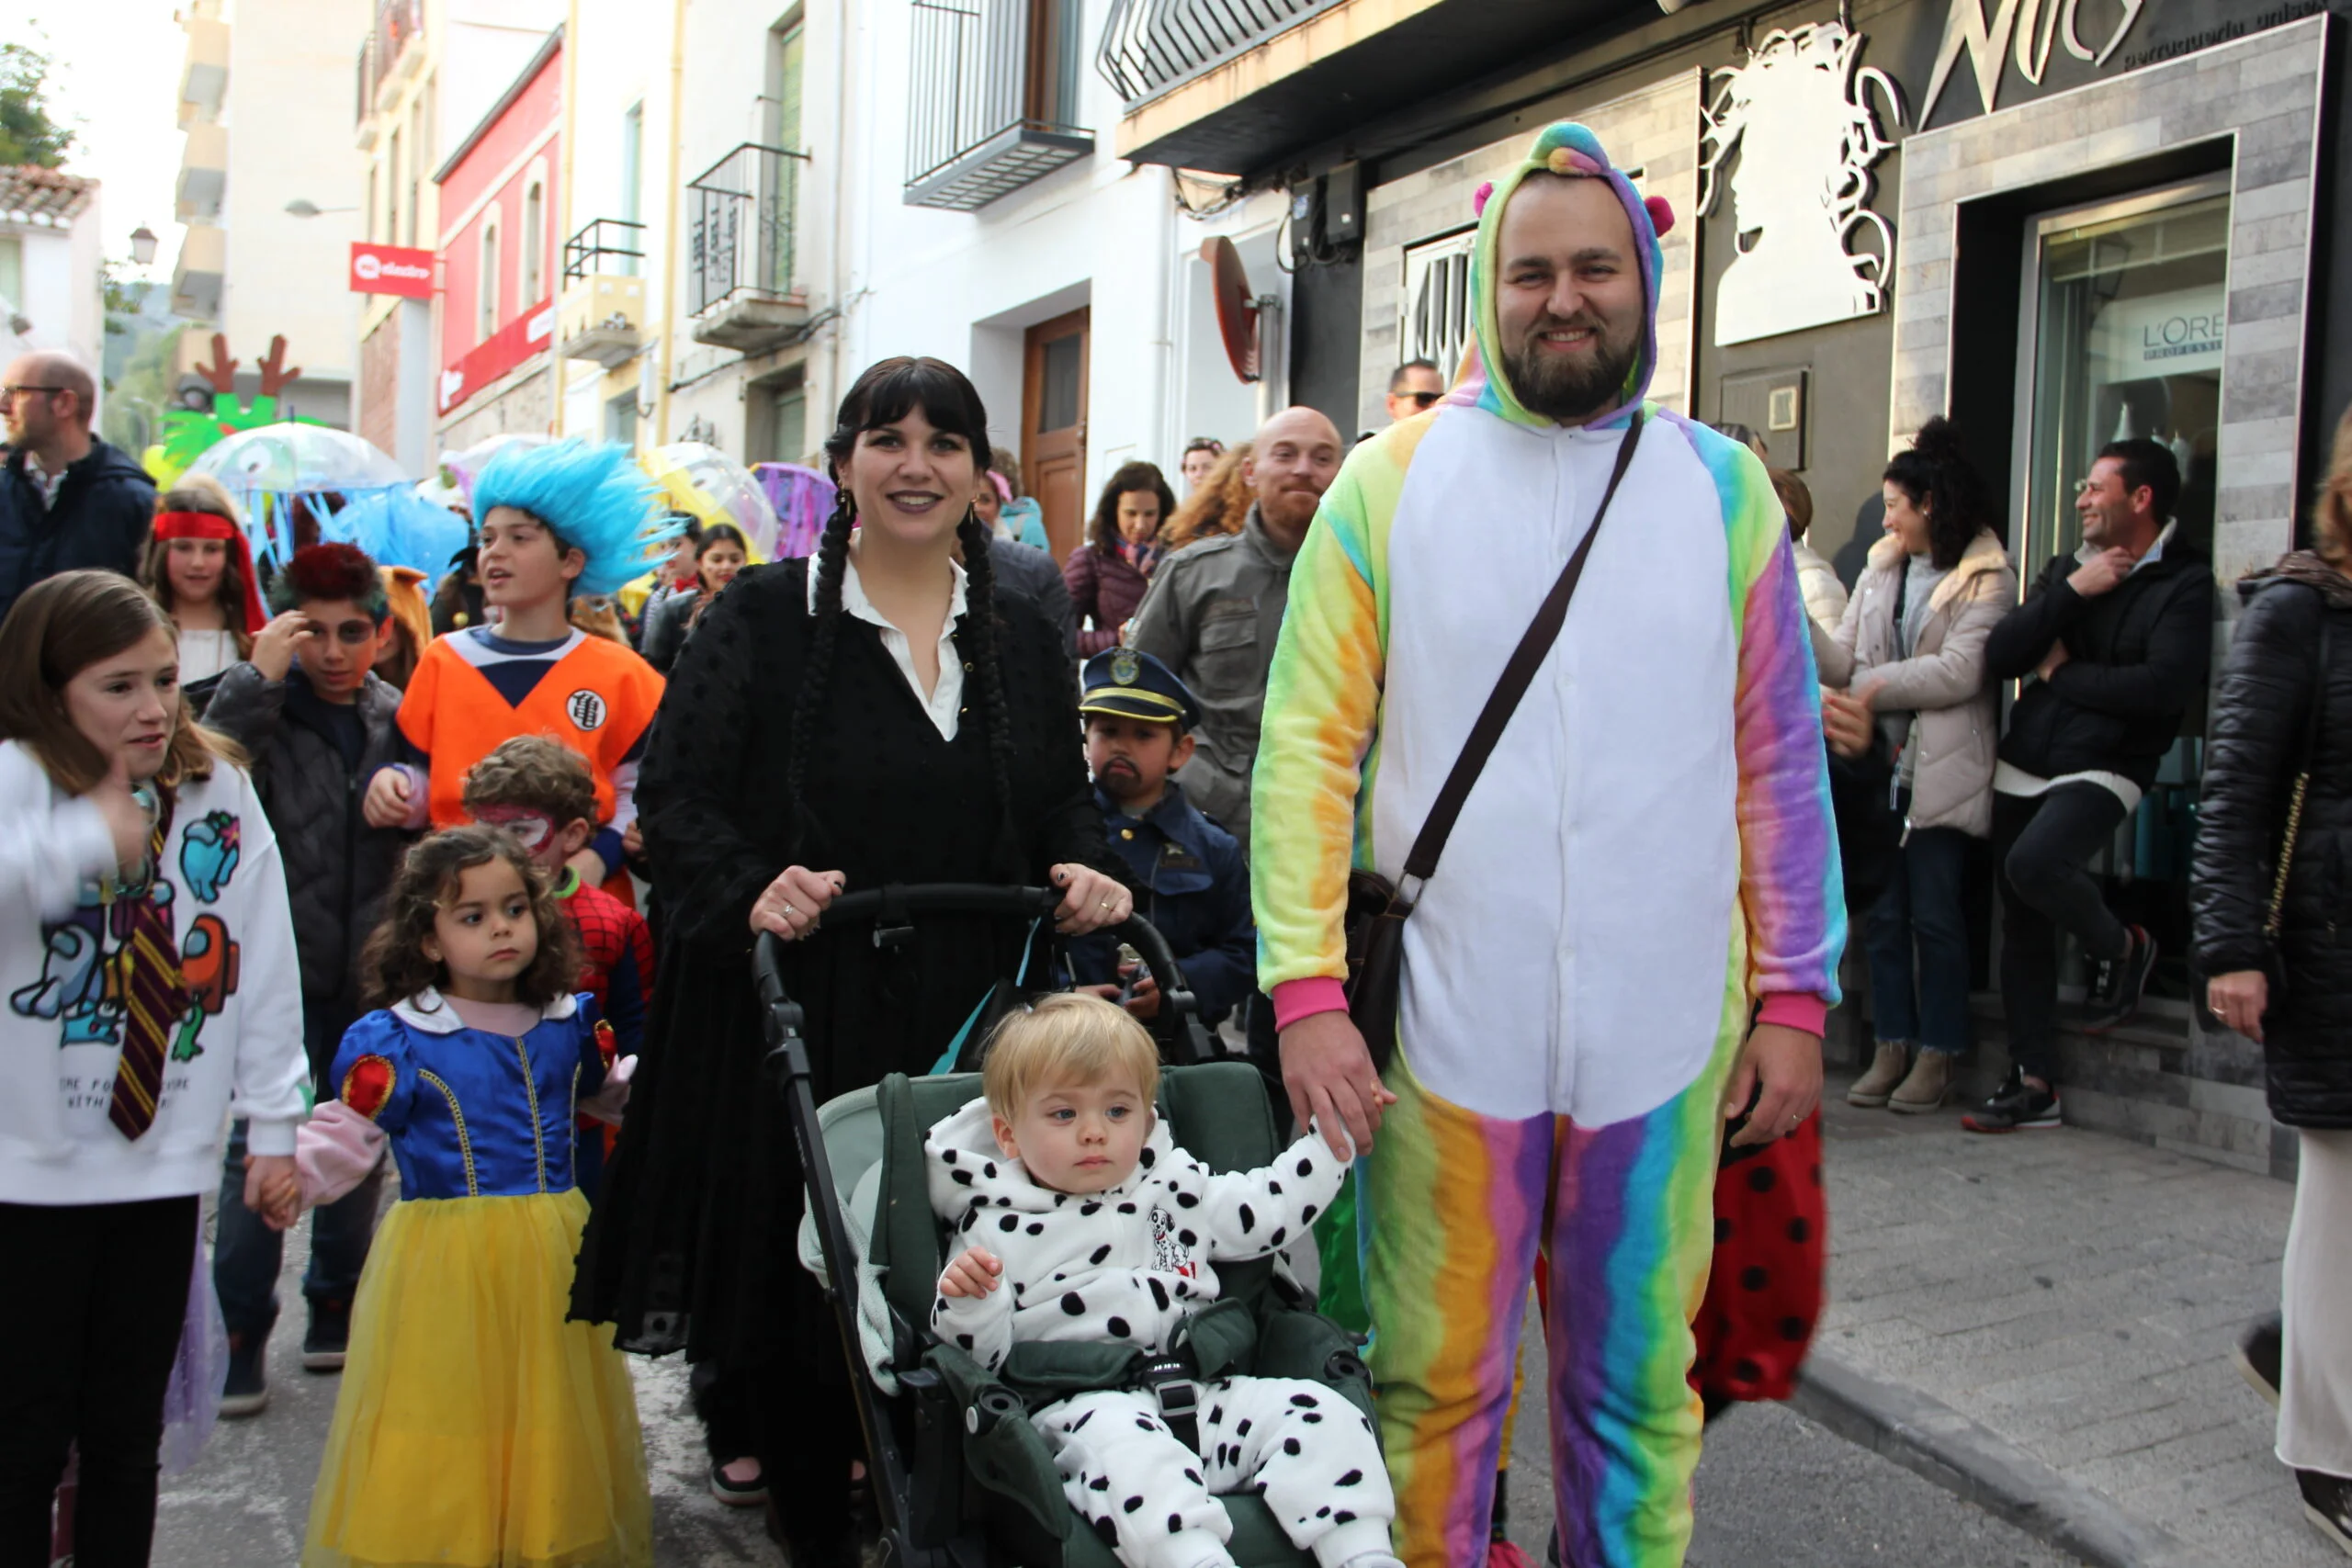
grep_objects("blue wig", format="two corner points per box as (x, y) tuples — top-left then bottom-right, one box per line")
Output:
(472, 439), (676, 598)
(320, 488), (470, 585)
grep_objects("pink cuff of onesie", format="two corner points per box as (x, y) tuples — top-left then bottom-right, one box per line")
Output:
(1271, 977), (1350, 1033)
(1757, 993), (1828, 1038)
(296, 1101), (388, 1211)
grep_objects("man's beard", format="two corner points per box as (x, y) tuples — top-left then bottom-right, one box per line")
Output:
(1500, 313), (1643, 423)
(1260, 488), (1322, 531)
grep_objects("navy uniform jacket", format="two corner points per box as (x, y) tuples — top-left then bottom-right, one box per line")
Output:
(1067, 782), (1256, 1026)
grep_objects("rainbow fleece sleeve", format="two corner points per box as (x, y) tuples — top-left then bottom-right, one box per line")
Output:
(1685, 412), (1846, 1018)
(1249, 419), (1423, 998)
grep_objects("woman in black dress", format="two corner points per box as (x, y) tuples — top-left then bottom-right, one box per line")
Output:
(572, 358), (1130, 1562)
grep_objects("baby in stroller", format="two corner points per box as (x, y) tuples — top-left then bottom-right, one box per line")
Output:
(928, 994), (1402, 1568)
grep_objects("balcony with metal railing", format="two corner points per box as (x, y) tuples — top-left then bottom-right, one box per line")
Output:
(560, 220), (650, 368)
(1095, 0), (1644, 176)
(355, 0), (424, 130)
(371, 0), (424, 96)
(687, 144), (813, 353)
(1095, 0), (1340, 106)
(904, 0), (1093, 211)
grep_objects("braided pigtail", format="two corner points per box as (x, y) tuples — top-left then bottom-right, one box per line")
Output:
(956, 510), (1021, 847)
(784, 483), (856, 814)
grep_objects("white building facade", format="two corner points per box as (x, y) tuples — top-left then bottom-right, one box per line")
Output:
(0, 169), (104, 377)
(666, 0), (1282, 558)
(172, 0), (370, 429)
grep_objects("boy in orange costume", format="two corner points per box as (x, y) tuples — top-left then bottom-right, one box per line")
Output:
(365, 441), (673, 899)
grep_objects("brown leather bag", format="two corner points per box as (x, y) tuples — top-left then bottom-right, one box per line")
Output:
(1343, 411), (1646, 1068)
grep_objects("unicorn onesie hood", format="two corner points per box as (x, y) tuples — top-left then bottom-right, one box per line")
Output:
(1250, 118), (1845, 1128)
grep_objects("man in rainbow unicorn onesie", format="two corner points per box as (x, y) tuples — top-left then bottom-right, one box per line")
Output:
(1250, 122), (1845, 1567)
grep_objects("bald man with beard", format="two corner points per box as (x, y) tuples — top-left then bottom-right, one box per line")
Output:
(1126, 404), (1343, 840)
(0, 349), (156, 625)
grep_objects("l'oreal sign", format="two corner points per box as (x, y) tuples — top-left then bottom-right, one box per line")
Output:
(2089, 287), (2224, 374)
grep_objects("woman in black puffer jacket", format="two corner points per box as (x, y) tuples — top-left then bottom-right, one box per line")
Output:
(2190, 410), (2352, 1550)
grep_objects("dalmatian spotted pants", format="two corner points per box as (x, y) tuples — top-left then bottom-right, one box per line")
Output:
(1035, 1375), (1397, 1568)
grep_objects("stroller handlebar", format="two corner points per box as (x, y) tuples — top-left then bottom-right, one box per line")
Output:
(751, 882), (1215, 1064)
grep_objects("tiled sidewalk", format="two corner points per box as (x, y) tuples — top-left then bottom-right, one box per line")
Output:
(1814, 1089), (2332, 1566)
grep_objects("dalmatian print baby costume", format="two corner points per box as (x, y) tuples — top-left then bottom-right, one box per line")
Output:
(926, 1099), (1401, 1568)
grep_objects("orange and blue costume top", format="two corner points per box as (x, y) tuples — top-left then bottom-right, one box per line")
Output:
(386, 626), (664, 881)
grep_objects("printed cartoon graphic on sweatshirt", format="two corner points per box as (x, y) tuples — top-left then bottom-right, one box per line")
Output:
(179, 811), (242, 902)
(9, 812), (244, 1060)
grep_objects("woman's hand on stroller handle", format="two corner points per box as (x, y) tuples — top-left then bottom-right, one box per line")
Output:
(1051, 864), (1132, 936)
(940, 1245), (1005, 1299)
(752, 865), (847, 941)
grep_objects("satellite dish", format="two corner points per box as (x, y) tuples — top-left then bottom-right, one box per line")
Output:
(1204, 237), (1261, 385)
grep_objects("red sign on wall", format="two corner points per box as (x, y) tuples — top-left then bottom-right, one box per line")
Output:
(439, 299), (555, 414)
(349, 243), (436, 299)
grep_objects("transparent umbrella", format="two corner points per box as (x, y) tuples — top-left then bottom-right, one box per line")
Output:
(186, 423), (414, 570)
(643, 441), (782, 560)
(439, 432), (551, 505)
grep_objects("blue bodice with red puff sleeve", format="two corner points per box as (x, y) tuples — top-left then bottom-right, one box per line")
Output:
(328, 991), (613, 1201)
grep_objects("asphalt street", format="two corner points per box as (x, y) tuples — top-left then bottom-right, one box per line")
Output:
(149, 1215), (2083, 1566)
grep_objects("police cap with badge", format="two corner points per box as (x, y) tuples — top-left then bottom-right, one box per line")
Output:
(1079, 648), (1202, 733)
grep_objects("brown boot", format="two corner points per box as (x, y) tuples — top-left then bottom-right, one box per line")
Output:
(1890, 1049), (1954, 1113)
(1847, 1042), (1908, 1108)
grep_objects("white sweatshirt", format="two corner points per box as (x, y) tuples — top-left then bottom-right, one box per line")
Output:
(0, 740), (309, 1203)
(924, 1097), (1349, 1373)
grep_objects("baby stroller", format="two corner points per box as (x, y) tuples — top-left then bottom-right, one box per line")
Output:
(758, 885), (1376, 1568)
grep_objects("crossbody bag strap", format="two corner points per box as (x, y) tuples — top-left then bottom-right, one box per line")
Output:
(1397, 408), (1646, 891)
(2266, 614), (2331, 940)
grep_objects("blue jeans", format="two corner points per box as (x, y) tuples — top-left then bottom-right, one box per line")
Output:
(212, 1002), (385, 1345)
(1863, 805), (1974, 1056)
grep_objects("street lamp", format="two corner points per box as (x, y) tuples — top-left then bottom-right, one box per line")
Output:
(285, 198), (359, 219)
(130, 224), (158, 266)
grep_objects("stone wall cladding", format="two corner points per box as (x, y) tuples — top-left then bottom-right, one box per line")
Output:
(1890, 17), (2326, 587)
(1357, 70), (1702, 434)
(435, 363), (552, 454)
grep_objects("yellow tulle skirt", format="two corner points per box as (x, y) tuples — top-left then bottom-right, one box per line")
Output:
(301, 1189), (652, 1568)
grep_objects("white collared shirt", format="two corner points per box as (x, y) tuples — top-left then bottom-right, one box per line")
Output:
(808, 549), (968, 740)
(2075, 518), (2177, 576)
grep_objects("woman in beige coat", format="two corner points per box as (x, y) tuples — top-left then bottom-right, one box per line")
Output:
(1820, 418), (2018, 1112)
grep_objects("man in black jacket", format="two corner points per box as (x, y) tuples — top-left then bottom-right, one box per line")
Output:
(1970, 439), (2212, 1133)
(0, 350), (154, 625)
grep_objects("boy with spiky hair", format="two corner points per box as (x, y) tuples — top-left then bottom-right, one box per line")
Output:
(363, 441), (673, 899)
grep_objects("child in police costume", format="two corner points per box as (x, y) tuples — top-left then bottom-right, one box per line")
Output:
(1066, 648), (1258, 1037)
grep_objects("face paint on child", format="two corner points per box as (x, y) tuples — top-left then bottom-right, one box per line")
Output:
(471, 805), (566, 868)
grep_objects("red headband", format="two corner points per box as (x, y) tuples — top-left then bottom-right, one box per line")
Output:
(153, 511), (267, 635)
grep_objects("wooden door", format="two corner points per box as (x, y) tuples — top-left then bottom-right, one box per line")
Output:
(1023, 307), (1088, 561)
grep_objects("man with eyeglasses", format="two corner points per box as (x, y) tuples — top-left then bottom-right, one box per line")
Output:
(1974, 438), (2213, 1134)
(198, 542), (410, 1413)
(0, 349), (156, 626)
(1384, 358), (1446, 424)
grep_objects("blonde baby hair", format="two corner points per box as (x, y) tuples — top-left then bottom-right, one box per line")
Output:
(982, 993), (1159, 1120)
